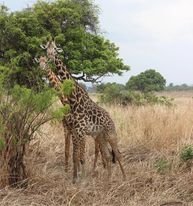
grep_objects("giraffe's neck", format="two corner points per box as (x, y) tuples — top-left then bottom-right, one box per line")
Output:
(54, 56), (72, 80)
(54, 56), (91, 108)
(46, 68), (67, 105)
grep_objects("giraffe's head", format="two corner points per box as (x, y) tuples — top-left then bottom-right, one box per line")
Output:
(40, 40), (63, 61)
(35, 56), (48, 71)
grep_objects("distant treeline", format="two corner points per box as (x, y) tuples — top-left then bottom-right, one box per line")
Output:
(87, 83), (193, 93)
(165, 83), (193, 91)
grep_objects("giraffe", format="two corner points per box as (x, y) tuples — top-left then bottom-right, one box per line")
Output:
(41, 40), (126, 182)
(36, 56), (105, 182)
(37, 56), (89, 178)
(36, 56), (72, 172)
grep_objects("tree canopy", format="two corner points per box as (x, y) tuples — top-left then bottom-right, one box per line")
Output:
(126, 69), (166, 92)
(0, 0), (129, 89)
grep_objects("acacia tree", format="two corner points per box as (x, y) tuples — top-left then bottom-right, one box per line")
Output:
(0, 0), (129, 89)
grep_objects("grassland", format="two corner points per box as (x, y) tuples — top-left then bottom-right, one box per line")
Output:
(1, 91), (193, 206)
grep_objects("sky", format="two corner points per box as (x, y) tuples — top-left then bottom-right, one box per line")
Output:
(1, 0), (193, 85)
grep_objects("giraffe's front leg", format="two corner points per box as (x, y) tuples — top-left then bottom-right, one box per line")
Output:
(72, 135), (80, 184)
(64, 127), (71, 173)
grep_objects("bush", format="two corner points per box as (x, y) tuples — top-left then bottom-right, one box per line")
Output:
(154, 158), (171, 174)
(100, 87), (173, 106)
(0, 85), (67, 188)
(100, 83), (125, 104)
(180, 145), (193, 162)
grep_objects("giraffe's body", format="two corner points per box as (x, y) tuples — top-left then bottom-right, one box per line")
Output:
(41, 41), (126, 182)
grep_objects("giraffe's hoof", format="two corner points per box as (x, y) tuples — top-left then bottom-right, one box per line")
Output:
(72, 176), (81, 184)
(123, 175), (127, 181)
(72, 178), (77, 184)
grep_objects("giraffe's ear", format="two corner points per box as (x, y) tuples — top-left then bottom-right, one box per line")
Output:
(56, 47), (63, 53)
(34, 58), (39, 63)
(40, 44), (47, 49)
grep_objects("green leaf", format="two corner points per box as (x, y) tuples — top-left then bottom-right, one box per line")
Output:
(62, 79), (75, 96)
(52, 104), (71, 121)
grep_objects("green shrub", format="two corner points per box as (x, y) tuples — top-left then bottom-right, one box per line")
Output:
(154, 158), (171, 174)
(0, 84), (68, 187)
(180, 145), (193, 161)
(52, 104), (71, 121)
(62, 79), (75, 96)
(100, 87), (173, 106)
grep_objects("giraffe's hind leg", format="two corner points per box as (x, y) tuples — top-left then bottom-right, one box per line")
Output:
(93, 139), (100, 172)
(107, 135), (126, 180)
(79, 136), (86, 178)
(93, 138), (107, 173)
(97, 135), (112, 181)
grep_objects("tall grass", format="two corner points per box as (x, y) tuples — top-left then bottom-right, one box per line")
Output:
(1, 92), (193, 205)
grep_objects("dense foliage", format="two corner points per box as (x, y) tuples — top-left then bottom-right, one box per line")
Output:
(126, 69), (166, 92)
(0, 0), (129, 90)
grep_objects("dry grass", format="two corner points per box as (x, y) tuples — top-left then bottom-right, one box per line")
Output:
(1, 92), (193, 205)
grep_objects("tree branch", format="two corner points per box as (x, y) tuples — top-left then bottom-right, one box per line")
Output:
(72, 72), (104, 83)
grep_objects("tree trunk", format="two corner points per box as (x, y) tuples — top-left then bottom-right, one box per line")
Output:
(7, 145), (27, 187)
(1, 132), (28, 188)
